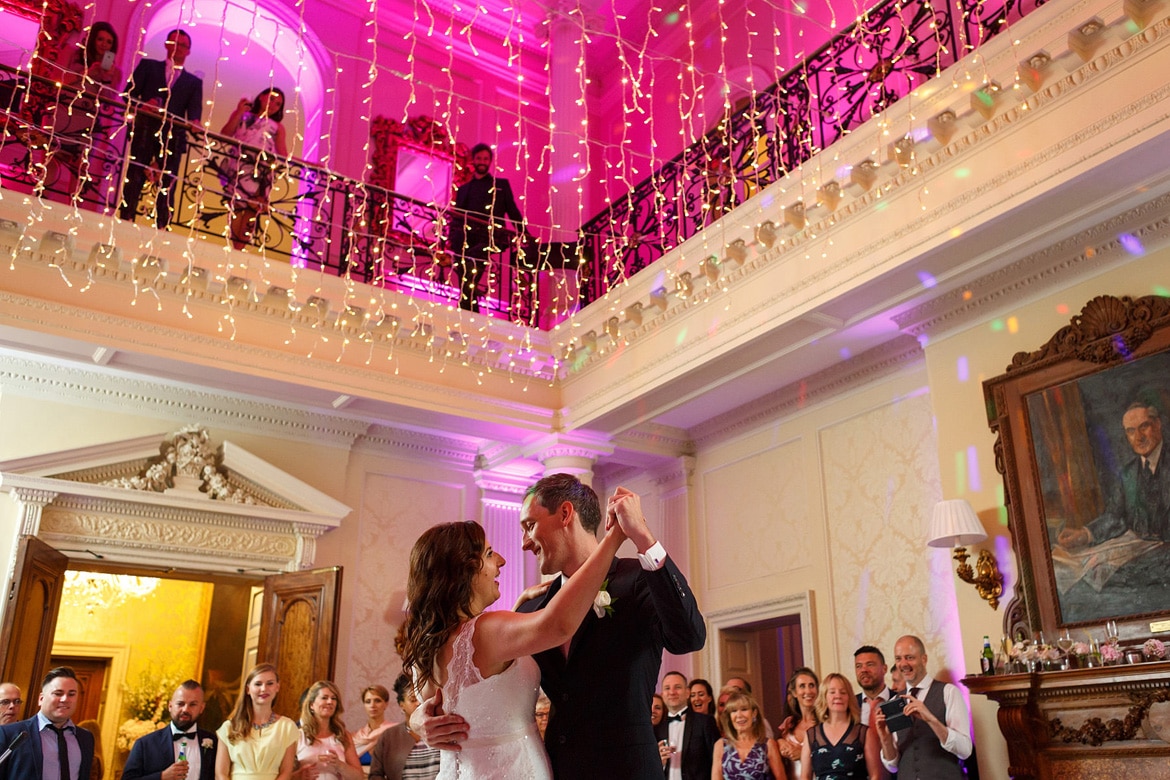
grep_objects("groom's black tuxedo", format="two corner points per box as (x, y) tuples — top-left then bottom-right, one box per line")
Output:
(653, 710), (720, 780)
(122, 724), (218, 780)
(519, 555), (706, 780)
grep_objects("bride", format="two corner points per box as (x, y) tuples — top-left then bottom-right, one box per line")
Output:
(395, 507), (627, 780)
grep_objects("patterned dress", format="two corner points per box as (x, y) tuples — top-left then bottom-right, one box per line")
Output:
(720, 740), (771, 779)
(807, 721), (869, 780)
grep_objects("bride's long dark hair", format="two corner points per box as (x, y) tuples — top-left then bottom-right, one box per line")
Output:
(395, 521), (486, 690)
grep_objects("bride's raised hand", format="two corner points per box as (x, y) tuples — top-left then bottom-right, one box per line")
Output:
(513, 579), (554, 610)
(608, 487), (654, 551)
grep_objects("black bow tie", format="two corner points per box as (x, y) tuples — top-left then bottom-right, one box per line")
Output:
(172, 731), (196, 741)
(666, 713), (685, 723)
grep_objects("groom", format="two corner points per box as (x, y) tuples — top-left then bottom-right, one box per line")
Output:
(122, 680), (218, 780)
(424, 474), (706, 779)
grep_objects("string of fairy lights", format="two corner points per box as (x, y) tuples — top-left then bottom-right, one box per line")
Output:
(0, 0), (1054, 386)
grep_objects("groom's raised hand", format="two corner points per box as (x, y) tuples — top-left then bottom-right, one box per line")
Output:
(415, 688), (470, 751)
(608, 486), (657, 553)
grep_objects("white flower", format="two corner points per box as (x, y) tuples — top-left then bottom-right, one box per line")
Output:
(202, 738), (214, 750)
(592, 581), (615, 618)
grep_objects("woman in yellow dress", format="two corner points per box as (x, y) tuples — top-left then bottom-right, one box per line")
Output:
(215, 663), (299, 780)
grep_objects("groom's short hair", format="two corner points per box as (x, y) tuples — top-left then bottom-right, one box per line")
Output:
(526, 473), (602, 533)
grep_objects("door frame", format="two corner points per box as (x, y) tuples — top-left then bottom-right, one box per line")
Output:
(50, 641), (128, 776)
(703, 590), (817, 690)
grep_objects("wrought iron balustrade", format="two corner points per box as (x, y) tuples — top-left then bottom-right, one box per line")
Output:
(577, 0), (1049, 306)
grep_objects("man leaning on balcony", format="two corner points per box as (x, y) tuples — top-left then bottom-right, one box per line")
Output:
(119, 29), (204, 229)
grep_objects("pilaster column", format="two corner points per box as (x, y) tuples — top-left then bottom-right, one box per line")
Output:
(527, 433), (615, 487)
(475, 471), (533, 607)
(8, 487), (58, 536)
(546, 1), (596, 243)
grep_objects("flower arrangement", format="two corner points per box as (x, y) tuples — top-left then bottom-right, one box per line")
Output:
(116, 669), (184, 752)
(1143, 638), (1166, 660)
(1072, 642), (1091, 657)
(1100, 642), (1123, 664)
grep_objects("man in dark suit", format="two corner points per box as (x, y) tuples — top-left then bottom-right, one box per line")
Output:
(123, 679), (217, 780)
(447, 143), (530, 312)
(854, 645), (894, 780)
(0, 666), (94, 780)
(654, 671), (718, 780)
(422, 474), (706, 780)
(1059, 401), (1170, 549)
(119, 29), (204, 228)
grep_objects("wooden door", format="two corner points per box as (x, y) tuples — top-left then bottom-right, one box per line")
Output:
(720, 627), (762, 693)
(48, 656), (108, 724)
(0, 535), (68, 720)
(256, 567), (342, 720)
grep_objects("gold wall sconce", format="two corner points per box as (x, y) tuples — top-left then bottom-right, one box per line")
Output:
(927, 499), (1004, 610)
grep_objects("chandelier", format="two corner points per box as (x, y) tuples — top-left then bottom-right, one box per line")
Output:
(63, 572), (162, 616)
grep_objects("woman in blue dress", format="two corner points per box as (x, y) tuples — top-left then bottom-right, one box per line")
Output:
(799, 674), (880, 780)
(711, 691), (783, 779)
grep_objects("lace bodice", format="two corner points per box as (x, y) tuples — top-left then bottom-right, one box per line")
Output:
(436, 615), (551, 780)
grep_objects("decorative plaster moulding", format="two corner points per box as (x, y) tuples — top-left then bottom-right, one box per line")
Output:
(0, 429), (351, 574)
(555, 0), (1170, 426)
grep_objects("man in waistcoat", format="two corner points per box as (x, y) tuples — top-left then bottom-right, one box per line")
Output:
(878, 635), (972, 779)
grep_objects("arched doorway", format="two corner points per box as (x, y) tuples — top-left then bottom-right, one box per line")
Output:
(128, 0), (331, 162)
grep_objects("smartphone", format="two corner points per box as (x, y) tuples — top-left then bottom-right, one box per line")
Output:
(100, 51), (115, 70)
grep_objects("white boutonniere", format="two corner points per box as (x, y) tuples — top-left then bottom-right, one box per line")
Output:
(592, 580), (615, 618)
(201, 738), (214, 750)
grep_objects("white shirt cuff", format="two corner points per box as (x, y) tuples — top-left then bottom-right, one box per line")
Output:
(637, 541), (667, 570)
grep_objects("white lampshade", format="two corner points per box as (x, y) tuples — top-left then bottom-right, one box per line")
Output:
(927, 499), (987, 548)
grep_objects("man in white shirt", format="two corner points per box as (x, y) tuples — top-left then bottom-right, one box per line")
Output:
(879, 635), (972, 780)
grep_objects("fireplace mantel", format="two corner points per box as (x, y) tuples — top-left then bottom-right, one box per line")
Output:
(964, 662), (1170, 779)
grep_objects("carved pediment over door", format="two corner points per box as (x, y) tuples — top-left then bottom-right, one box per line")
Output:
(0, 425), (351, 574)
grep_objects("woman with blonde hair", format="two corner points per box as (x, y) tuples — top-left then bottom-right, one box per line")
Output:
(215, 663), (299, 780)
(711, 691), (783, 779)
(799, 673), (881, 780)
(294, 680), (362, 780)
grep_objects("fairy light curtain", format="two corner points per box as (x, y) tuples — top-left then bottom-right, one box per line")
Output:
(0, 0), (1043, 378)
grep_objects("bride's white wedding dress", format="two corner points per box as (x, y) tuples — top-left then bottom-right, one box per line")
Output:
(436, 614), (552, 780)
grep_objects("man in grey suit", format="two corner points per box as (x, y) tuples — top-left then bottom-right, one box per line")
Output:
(0, 667), (94, 780)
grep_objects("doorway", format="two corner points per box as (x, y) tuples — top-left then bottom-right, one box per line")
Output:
(706, 590), (817, 725)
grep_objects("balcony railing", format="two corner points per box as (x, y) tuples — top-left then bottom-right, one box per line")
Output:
(576, 0), (1049, 306)
(1, 0), (1050, 328)
(0, 64), (541, 324)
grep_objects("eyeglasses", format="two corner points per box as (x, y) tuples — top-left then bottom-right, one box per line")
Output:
(0, 699), (21, 707)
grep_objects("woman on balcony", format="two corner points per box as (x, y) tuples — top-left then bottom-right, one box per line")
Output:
(218, 87), (288, 250)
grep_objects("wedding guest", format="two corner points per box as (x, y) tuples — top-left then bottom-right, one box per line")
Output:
(723, 677), (775, 739)
(712, 691), (783, 780)
(654, 671), (719, 780)
(0, 667), (95, 780)
(124, 680), (217, 780)
(800, 674), (880, 780)
(217, 88), (288, 249)
(294, 681), (362, 780)
(119, 29), (203, 228)
(778, 668), (819, 779)
(534, 695), (551, 740)
(651, 694), (666, 728)
(62, 22), (122, 94)
(77, 720), (103, 780)
(0, 683), (20, 725)
(368, 674), (439, 780)
(215, 663), (298, 780)
(351, 684), (392, 762)
(716, 685), (738, 721)
(689, 679), (714, 716)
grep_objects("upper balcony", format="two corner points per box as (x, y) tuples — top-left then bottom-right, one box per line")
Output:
(2, 0), (1170, 466)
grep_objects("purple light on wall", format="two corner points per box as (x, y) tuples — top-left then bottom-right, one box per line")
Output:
(967, 445), (981, 491)
(956, 355), (968, 382)
(917, 271), (937, 288)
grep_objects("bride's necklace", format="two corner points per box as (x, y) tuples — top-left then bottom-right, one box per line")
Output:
(252, 712), (278, 731)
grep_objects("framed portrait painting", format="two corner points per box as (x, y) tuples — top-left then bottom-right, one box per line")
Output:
(984, 294), (1170, 641)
